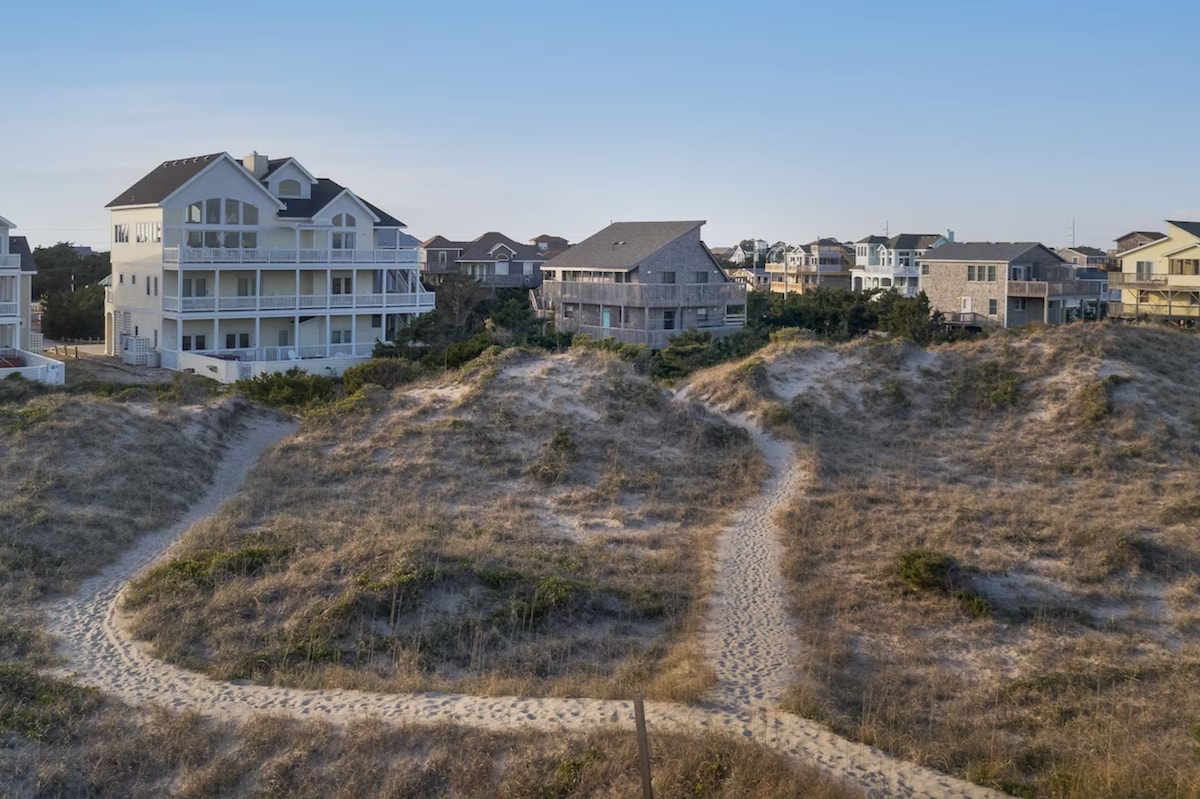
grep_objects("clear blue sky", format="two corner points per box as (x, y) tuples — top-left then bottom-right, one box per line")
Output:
(3, 0), (1198, 251)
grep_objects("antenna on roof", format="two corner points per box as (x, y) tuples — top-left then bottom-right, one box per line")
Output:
(885, 219), (889, 238)
(1071, 217), (1077, 248)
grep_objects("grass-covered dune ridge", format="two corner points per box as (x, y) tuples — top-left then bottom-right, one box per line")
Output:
(690, 323), (1200, 798)
(124, 348), (765, 700)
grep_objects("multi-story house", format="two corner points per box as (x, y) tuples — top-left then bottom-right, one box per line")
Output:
(420, 232), (552, 288)
(919, 242), (1106, 328)
(104, 151), (434, 383)
(0, 215), (64, 384)
(852, 232), (951, 296)
(536, 220), (747, 349)
(1109, 220), (1200, 322)
(765, 238), (853, 294)
(531, 234), (570, 258)
(1057, 246), (1109, 268)
(1113, 230), (1166, 255)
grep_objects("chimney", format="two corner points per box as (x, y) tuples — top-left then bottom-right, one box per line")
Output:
(243, 151), (268, 178)
(946, 229), (955, 243)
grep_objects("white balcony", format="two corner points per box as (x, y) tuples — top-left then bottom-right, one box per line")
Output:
(164, 247), (419, 265)
(162, 291), (436, 314)
(0, 254), (20, 272)
(0, 301), (17, 318)
(859, 264), (919, 277)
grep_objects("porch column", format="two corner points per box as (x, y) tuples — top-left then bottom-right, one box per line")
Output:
(325, 314), (330, 355)
(213, 269), (220, 313)
(212, 317), (218, 352)
(294, 268), (300, 307)
(255, 268), (261, 312)
(293, 314), (299, 350)
(255, 317), (261, 359)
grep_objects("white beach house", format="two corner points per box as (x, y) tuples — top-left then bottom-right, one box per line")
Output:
(0, 215), (64, 384)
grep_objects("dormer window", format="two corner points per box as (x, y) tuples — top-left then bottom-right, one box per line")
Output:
(279, 179), (301, 197)
(332, 213), (356, 250)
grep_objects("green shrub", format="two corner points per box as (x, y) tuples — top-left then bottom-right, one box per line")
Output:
(0, 665), (101, 743)
(342, 358), (426, 394)
(897, 549), (956, 592)
(233, 367), (335, 408)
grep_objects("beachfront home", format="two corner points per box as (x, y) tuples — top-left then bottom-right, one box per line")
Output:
(103, 152), (434, 382)
(919, 242), (1106, 327)
(1109, 220), (1200, 322)
(852, 232), (951, 297)
(765, 239), (853, 294)
(535, 220), (747, 349)
(0, 216), (64, 384)
(420, 232), (553, 288)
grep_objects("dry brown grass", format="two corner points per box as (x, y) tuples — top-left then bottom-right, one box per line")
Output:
(0, 673), (859, 798)
(124, 348), (764, 701)
(712, 323), (1200, 797)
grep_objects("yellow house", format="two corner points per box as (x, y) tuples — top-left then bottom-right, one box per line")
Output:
(1110, 220), (1200, 321)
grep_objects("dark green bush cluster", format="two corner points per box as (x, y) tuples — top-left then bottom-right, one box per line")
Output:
(342, 358), (426, 394)
(233, 367), (335, 409)
(896, 549), (991, 618)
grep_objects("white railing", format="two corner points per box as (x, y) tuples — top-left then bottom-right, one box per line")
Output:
(191, 342), (377, 363)
(0, 348), (65, 385)
(164, 247), (419, 265)
(0, 254), (20, 270)
(162, 292), (435, 313)
(0, 301), (17, 317)
(860, 264), (918, 276)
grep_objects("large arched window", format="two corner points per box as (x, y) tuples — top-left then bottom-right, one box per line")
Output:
(332, 213), (356, 250)
(183, 198), (259, 249)
(279, 179), (301, 197)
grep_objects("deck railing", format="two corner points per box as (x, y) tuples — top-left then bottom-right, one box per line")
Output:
(162, 292), (435, 313)
(164, 247), (419, 265)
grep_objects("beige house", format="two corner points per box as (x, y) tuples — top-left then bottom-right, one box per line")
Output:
(764, 238), (853, 294)
(919, 242), (1105, 328)
(536, 220), (747, 349)
(1109, 220), (1200, 321)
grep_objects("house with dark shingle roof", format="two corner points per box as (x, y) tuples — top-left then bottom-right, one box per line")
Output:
(0, 215), (65, 384)
(851, 231), (952, 297)
(764, 238), (854, 295)
(1110, 220), (1200, 321)
(918, 242), (1106, 327)
(104, 151), (434, 382)
(536, 221), (747, 349)
(1056, 246), (1109, 269)
(421, 232), (556, 288)
(1113, 230), (1166, 255)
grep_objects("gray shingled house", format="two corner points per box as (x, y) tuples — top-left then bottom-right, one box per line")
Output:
(918, 242), (1106, 327)
(536, 221), (747, 349)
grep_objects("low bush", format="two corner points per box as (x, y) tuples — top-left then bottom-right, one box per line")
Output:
(342, 358), (426, 394)
(233, 367), (335, 409)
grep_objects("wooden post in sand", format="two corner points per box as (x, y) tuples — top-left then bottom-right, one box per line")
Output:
(634, 691), (653, 799)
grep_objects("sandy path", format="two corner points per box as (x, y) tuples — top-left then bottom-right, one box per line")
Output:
(43, 414), (1003, 799)
(703, 415), (803, 710)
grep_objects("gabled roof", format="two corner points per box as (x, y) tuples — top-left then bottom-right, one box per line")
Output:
(106, 153), (225, 207)
(532, 234), (569, 248)
(885, 233), (944, 251)
(260, 157), (316, 183)
(422, 235), (469, 249)
(277, 177), (406, 227)
(0, 215), (14, 229)
(1167, 220), (1200, 239)
(544, 221), (705, 271)
(458, 232), (543, 263)
(856, 235), (888, 245)
(10, 236), (35, 272)
(918, 242), (1062, 263)
(1060, 245), (1108, 258)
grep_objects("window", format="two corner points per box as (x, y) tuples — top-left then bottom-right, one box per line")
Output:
(438, 251), (447, 264)
(186, 202), (202, 224)
(194, 334), (206, 350)
(181, 335), (192, 351)
(153, 276), (159, 296)
(206, 198), (221, 224)
(988, 299), (998, 315)
(182, 277), (207, 297)
(921, 263), (929, 276)
(987, 265), (996, 282)
(279, 179), (301, 197)
(1136, 261), (1154, 279)
(224, 199), (241, 225)
(696, 307), (709, 324)
(331, 329), (352, 344)
(225, 333), (237, 349)
(237, 277), (256, 296)
(375, 229), (399, 249)
(114, 224), (130, 243)
(226, 332), (251, 349)
(131, 274), (137, 285)
(370, 315), (382, 328)
(694, 271), (709, 283)
(967, 265), (976, 281)
(119, 273), (124, 284)
(331, 277), (351, 294)
(135, 222), (162, 243)
(332, 231), (356, 249)
(663, 309), (676, 330)
(1013, 298), (1027, 311)
(660, 271), (676, 284)
(146, 279), (150, 296)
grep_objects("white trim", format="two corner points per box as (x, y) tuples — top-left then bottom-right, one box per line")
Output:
(262, 157), (317, 184)
(0, 215), (15, 229)
(160, 153), (286, 210)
